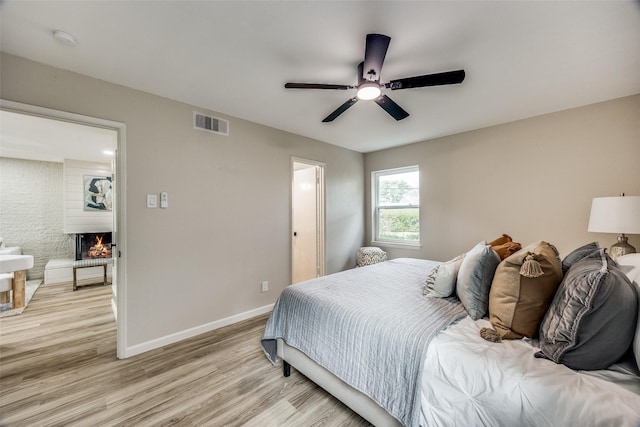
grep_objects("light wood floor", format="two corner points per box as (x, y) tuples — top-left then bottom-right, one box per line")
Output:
(0, 283), (371, 426)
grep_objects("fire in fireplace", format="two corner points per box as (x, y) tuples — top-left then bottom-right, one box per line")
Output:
(75, 233), (113, 261)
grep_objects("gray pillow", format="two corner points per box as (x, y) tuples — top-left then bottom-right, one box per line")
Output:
(456, 242), (501, 319)
(536, 249), (638, 370)
(561, 242), (600, 275)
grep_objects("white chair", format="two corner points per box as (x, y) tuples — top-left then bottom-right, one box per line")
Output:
(0, 273), (14, 305)
(0, 254), (35, 309)
(0, 238), (20, 305)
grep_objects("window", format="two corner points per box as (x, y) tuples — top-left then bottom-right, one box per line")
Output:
(372, 166), (420, 245)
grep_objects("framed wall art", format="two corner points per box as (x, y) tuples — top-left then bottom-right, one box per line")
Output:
(84, 175), (113, 211)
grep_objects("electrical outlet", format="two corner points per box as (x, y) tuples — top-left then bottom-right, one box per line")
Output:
(261, 281), (269, 292)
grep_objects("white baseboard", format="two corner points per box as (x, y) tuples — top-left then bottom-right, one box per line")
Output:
(111, 297), (118, 321)
(123, 303), (274, 358)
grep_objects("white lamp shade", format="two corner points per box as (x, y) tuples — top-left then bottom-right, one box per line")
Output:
(588, 196), (640, 234)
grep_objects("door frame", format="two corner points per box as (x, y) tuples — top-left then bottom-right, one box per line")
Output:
(0, 99), (128, 359)
(291, 157), (325, 283)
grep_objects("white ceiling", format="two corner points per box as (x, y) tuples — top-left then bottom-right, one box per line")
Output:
(0, 111), (117, 164)
(1, 1), (639, 153)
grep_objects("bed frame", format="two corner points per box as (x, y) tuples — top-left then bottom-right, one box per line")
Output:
(277, 338), (402, 427)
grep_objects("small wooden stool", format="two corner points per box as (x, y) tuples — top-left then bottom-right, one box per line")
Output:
(72, 258), (113, 291)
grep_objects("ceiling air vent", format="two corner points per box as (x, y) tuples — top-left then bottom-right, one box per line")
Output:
(194, 112), (229, 136)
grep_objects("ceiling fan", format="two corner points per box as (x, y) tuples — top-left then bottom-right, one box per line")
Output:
(284, 33), (466, 122)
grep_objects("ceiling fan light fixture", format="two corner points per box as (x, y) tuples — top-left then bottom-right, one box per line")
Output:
(356, 83), (381, 100)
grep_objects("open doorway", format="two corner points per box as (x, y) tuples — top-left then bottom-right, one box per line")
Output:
(0, 99), (127, 358)
(291, 158), (325, 283)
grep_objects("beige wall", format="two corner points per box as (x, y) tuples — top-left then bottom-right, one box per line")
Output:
(1, 53), (364, 348)
(365, 94), (640, 261)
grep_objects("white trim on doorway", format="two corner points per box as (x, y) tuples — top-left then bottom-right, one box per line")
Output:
(291, 157), (326, 283)
(0, 99), (128, 359)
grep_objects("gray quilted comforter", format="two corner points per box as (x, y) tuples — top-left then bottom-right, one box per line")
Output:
(261, 258), (466, 426)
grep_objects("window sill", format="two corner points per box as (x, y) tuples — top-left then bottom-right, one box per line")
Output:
(371, 241), (422, 251)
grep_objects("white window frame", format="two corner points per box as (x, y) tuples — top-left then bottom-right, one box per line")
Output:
(372, 165), (421, 248)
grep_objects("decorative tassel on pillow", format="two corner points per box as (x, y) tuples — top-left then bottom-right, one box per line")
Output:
(480, 327), (502, 343)
(520, 253), (544, 278)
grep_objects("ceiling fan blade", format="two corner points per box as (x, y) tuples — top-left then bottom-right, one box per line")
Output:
(357, 62), (365, 86)
(375, 95), (409, 121)
(363, 34), (391, 82)
(285, 83), (353, 90)
(388, 69), (466, 90)
(322, 97), (358, 122)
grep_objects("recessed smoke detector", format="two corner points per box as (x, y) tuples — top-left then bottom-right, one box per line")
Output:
(53, 30), (77, 46)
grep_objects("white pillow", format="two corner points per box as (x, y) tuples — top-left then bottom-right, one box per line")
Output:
(616, 254), (640, 371)
(628, 280), (640, 371)
(617, 253), (640, 265)
(424, 254), (465, 298)
(617, 253), (640, 278)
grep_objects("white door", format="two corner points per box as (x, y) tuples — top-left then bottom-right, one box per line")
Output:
(292, 159), (325, 283)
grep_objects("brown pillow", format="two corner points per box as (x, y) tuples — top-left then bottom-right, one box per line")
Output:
(483, 241), (563, 340)
(488, 233), (512, 247)
(492, 241), (522, 260)
(488, 234), (522, 260)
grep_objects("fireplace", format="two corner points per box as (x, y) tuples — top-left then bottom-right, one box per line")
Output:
(75, 232), (113, 261)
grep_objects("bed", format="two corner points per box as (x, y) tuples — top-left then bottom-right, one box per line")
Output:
(261, 241), (640, 427)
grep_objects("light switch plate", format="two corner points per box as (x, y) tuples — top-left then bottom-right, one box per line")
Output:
(160, 191), (168, 208)
(147, 194), (158, 208)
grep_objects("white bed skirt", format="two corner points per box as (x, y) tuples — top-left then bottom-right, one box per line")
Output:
(277, 338), (402, 427)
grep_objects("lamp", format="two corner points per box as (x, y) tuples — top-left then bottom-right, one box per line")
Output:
(588, 193), (640, 259)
